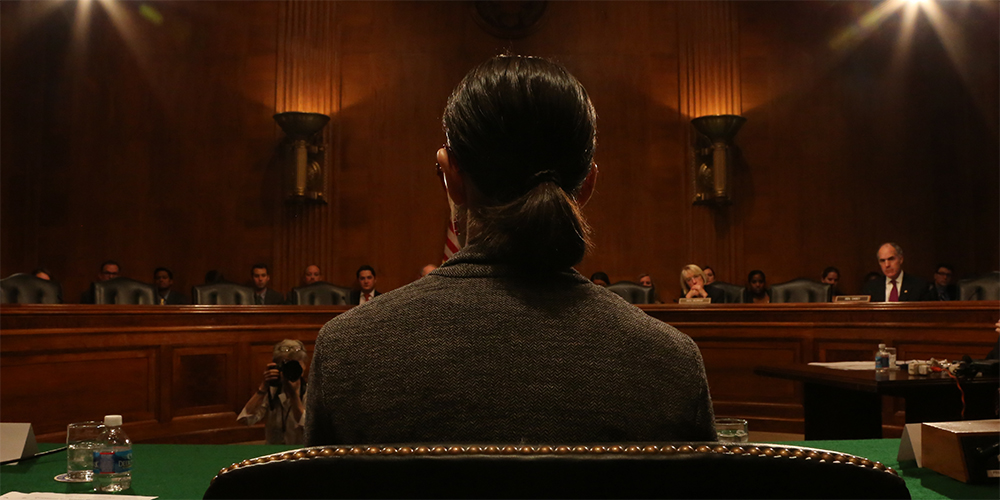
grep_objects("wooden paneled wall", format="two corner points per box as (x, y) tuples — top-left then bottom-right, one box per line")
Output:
(2, 1), (997, 302)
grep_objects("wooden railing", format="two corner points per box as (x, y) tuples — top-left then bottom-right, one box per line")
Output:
(2, 302), (996, 443)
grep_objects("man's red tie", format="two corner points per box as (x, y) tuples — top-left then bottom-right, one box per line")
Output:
(364, 293), (371, 301)
(888, 279), (899, 302)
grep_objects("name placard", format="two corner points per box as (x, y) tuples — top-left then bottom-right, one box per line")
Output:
(679, 298), (712, 305)
(834, 295), (871, 302)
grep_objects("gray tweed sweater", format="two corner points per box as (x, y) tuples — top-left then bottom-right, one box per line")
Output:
(305, 246), (715, 445)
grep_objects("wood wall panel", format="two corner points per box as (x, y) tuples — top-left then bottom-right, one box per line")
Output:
(171, 345), (236, 416)
(0, 348), (158, 436)
(1, 1), (997, 305)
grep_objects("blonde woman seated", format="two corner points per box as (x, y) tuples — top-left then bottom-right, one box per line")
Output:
(680, 265), (725, 303)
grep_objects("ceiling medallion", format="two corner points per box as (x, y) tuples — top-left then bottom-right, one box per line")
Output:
(472, 1), (548, 39)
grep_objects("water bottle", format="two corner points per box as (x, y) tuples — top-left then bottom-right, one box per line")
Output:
(93, 415), (132, 492)
(875, 343), (889, 373)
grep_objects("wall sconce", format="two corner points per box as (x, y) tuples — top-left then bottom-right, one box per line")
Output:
(274, 112), (331, 204)
(691, 114), (746, 205)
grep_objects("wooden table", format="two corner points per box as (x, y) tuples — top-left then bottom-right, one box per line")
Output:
(755, 364), (1000, 439)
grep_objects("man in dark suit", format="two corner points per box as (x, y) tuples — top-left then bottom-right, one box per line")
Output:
(80, 260), (121, 303)
(153, 267), (188, 305)
(931, 264), (959, 301)
(349, 265), (381, 305)
(251, 263), (285, 305)
(861, 243), (935, 302)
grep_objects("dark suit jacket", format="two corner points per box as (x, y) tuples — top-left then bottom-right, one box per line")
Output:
(349, 289), (381, 305)
(932, 284), (959, 301)
(157, 290), (189, 305)
(254, 288), (285, 305)
(703, 284), (726, 303)
(861, 273), (935, 302)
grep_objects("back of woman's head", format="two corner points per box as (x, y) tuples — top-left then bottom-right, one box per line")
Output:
(443, 55), (597, 271)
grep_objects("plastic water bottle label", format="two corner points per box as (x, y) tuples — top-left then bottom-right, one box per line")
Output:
(93, 450), (132, 473)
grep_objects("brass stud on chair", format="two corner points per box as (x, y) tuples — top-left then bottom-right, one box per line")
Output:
(573, 445), (588, 454)
(501, 445), (517, 454)
(590, 446), (606, 454)
(678, 445), (694, 453)
(381, 447), (397, 455)
(467, 446), (483, 454)
(415, 446), (430, 454)
(430, 446), (447, 455)
(609, 445), (624, 453)
(555, 446), (571, 454)
(626, 445), (642, 454)
(696, 445), (712, 453)
(447, 446), (464, 454)
(485, 445), (500, 454)
(398, 447), (412, 455)
(712, 445), (727, 454)
(643, 445), (659, 453)
(537, 446), (553, 454)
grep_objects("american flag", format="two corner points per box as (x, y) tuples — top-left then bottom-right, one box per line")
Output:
(443, 219), (460, 262)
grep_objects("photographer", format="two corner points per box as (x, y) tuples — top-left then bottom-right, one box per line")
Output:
(237, 339), (308, 444)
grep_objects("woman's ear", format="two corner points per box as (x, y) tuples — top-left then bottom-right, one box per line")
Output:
(437, 147), (466, 206)
(576, 163), (598, 207)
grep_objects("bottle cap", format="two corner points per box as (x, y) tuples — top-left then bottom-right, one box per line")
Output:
(104, 415), (123, 426)
(878, 343), (886, 349)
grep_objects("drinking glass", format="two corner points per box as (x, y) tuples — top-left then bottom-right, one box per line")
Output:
(885, 347), (898, 370)
(66, 421), (103, 482)
(715, 417), (749, 443)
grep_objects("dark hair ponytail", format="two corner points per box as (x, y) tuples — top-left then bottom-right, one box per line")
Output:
(444, 55), (597, 271)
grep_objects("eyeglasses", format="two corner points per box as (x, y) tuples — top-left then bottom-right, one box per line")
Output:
(276, 345), (303, 353)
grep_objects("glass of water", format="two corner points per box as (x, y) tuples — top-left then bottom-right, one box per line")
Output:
(715, 417), (749, 443)
(66, 421), (103, 482)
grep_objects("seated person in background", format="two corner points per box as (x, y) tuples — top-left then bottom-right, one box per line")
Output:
(702, 266), (716, 285)
(680, 264), (724, 303)
(861, 242), (934, 302)
(931, 264), (958, 301)
(32, 268), (52, 281)
(743, 270), (771, 304)
(349, 265), (381, 305)
(153, 267), (188, 305)
(251, 264), (285, 305)
(821, 266), (843, 296)
(638, 273), (663, 303)
(306, 55), (715, 446)
(80, 260), (121, 303)
(589, 271), (610, 287)
(301, 265), (323, 286)
(420, 264), (437, 278)
(238, 339), (308, 445)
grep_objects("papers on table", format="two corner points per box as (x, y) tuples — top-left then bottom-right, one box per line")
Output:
(808, 361), (875, 370)
(0, 494), (156, 500)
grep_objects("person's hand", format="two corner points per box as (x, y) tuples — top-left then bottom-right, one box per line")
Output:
(262, 363), (280, 389)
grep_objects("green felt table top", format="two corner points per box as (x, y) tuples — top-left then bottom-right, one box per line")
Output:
(2, 440), (996, 499)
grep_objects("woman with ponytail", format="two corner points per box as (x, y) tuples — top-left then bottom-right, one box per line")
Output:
(307, 55), (715, 445)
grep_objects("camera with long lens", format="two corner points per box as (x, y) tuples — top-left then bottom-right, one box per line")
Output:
(268, 359), (303, 387)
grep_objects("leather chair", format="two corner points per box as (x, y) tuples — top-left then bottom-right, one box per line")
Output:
(709, 281), (744, 304)
(192, 283), (256, 305)
(288, 282), (352, 305)
(607, 281), (655, 304)
(958, 271), (1000, 301)
(770, 279), (833, 303)
(92, 277), (156, 305)
(203, 442), (910, 499)
(0, 273), (62, 304)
